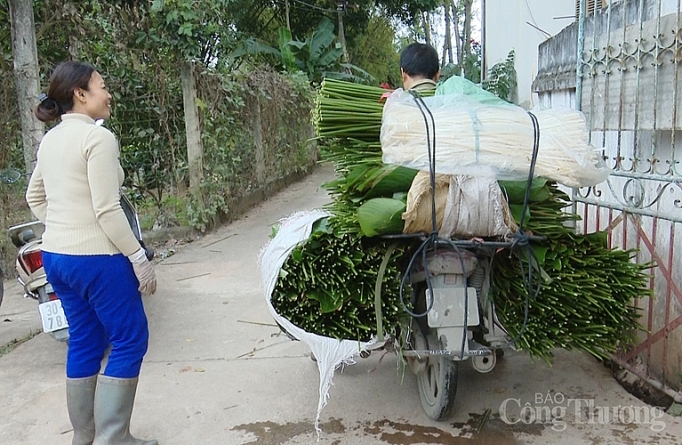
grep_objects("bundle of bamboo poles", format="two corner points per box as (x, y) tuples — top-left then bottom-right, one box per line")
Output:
(494, 181), (648, 362)
(270, 221), (413, 342)
(313, 79), (387, 141)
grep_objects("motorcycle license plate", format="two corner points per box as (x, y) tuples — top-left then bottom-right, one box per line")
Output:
(38, 299), (69, 333)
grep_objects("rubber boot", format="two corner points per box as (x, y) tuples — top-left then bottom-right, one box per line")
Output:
(66, 375), (97, 445)
(93, 375), (158, 445)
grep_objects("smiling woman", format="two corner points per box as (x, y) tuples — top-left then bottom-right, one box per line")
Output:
(27, 60), (159, 445)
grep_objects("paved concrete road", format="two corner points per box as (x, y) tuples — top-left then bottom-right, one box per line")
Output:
(1, 162), (681, 445)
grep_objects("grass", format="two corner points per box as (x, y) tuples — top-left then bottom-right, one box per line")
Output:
(0, 330), (41, 359)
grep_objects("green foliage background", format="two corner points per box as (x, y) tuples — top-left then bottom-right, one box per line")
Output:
(0, 0), (319, 272)
(0, 0), (472, 272)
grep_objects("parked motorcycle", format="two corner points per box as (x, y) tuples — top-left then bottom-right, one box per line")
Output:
(8, 192), (152, 342)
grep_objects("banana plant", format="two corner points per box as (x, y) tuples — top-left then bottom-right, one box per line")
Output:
(279, 18), (373, 84)
(232, 18), (373, 85)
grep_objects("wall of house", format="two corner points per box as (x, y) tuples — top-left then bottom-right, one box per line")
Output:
(483, 0), (575, 108)
(533, 0), (682, 392)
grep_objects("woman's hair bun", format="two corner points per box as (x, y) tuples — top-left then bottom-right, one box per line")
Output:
(35, 94), (63, 123)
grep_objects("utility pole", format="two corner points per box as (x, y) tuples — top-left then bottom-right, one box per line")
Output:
(337, 1), (350, 63)
(285, 0), (291, 31)
(9, 0), (44, 173)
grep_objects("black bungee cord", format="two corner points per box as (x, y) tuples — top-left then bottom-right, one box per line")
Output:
(398, 90), (472, 358)
(501, 111), (544, 349)
(396, 90), (544, 357)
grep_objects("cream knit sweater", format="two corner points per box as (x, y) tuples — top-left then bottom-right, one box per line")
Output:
(26, 113), (141, 256)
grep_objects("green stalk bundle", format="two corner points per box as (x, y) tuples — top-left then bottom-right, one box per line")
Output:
(271, 219), (412, 341)
(492, 233), (648, 363)
(494, 181), (648, 362)
(314, 79), (387, 141)
(273, 79), (650, 355)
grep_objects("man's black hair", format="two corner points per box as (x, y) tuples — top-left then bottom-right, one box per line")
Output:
(400, 42), (439, 80)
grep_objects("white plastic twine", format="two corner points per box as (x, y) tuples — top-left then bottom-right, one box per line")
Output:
(259, 209), (377, 438)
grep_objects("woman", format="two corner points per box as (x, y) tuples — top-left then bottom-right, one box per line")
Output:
(26, 61), (158, 445)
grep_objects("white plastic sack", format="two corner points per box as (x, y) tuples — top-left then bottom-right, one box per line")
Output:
(259, 209), (378, 436)
(402, 172), (516, 237)
(440, 175), (516, 238)
(381, 89), (611, 188)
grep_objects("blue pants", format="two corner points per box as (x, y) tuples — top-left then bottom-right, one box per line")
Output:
(42, 252), (149, 379)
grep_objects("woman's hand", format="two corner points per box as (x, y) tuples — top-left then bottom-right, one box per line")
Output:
(127, 248), (157, 295)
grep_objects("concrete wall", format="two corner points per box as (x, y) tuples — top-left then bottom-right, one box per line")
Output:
(535, 0), (682, 391)
(483, 0), (575, 108)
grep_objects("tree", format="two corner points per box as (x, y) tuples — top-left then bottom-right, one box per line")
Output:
(460, 0), (473, 66)
(437, 0), (479, 83)
(225, 0), (442, 70)
(379, 0), (442, 26)
(450, 0), (473, 69)
(8, 0), (43, 173)
(482, 50), (516, 102)
(442, 1), (453, 65)
(351, 13), (401, 86)
(145, 0), (234, 201)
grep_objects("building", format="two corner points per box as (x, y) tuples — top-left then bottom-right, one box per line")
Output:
(533, 0), (682, 396)
(482, 0), (576, 108)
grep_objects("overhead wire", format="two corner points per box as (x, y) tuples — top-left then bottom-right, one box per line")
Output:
(289, 0), (337, 13)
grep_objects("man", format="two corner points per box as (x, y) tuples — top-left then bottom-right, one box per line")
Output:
(397, 42), (450, 234)
(400, 42), (440, 91)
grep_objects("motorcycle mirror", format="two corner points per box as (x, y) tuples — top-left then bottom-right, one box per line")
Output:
(0, 168), (22, 184)
(20, 229), (36, 244)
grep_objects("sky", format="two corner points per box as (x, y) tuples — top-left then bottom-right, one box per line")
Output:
(396, 1), (482, 63)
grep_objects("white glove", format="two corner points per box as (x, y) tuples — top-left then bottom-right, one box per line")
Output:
(127, 248), (157, 295)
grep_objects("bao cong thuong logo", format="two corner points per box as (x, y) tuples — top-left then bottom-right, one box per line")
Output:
(499, 392), (667, 432)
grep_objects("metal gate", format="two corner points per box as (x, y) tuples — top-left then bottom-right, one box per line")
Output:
(576, 0), (682, 395)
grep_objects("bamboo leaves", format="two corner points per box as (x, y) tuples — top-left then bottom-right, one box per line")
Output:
(357, 198), (406, 237)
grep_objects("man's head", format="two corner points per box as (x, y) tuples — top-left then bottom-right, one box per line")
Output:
(400, 42), (440, 89)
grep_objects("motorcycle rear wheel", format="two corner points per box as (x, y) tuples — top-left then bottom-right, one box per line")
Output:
(416, 331), (459, 421)
(410, 283), (458, 420)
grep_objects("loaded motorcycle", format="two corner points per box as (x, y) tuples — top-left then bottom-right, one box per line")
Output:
(383, 197), (543, 420)
(8, 192), (152, 342)
(395, 237), (517, 420)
